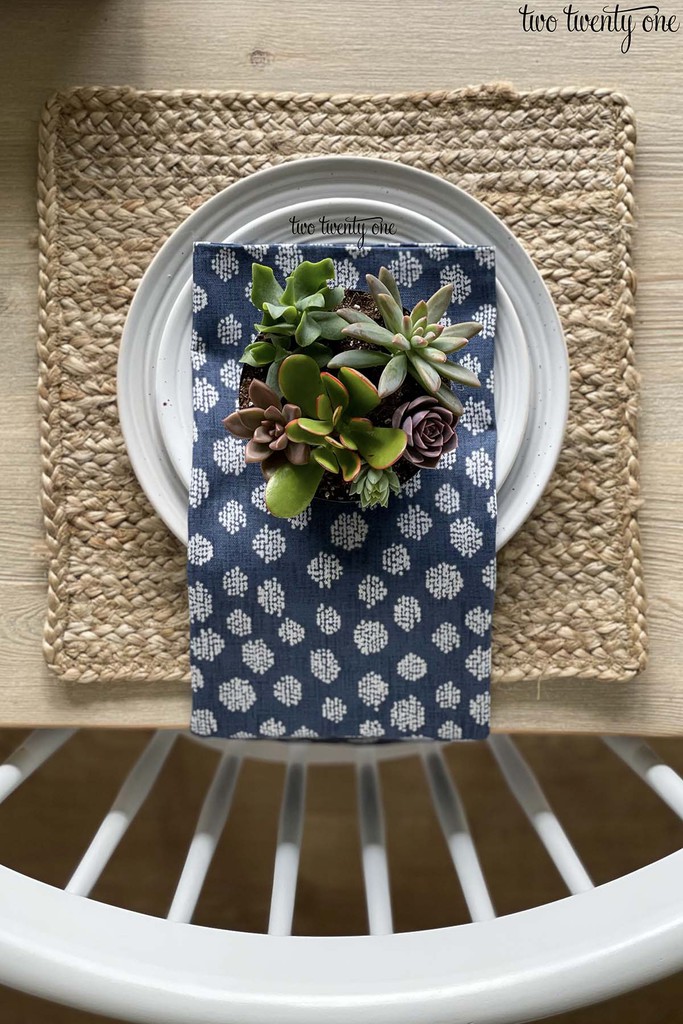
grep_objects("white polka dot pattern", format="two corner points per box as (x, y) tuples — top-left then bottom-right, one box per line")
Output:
(191, 709), (217, 735)
(193, 378), (220, 414)
(331, 259), (360, 290)
(242, 639), (275, 675)
(396, 505), (432, 541)
(436, 682), (462, 709)
(439, 263), (472, 304)
(188, 582), (213, 624)
(274, 675), (302, 706)
(189, 244), (497, 741)
(191, 628), (224, 662)
(226, 610), (252, 637)
(358, 575), (388, 608)
(316, 604), (342, 634)
(353, 620), (389, 655)
(219, 678), (256, 712)
(190, 468), (210, 509)
(330, 512), (368, 551)
(217, 313), (242, 346)
(278, 618), (305, 645)
(358, 672), (388, 711)
(397, 653), (428, 681)
(211, 249), (239, 281)
(219, 500), (247, 535)
(257, 578), (286, 616)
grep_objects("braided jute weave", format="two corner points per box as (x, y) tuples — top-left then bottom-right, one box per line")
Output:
(37, 84), (647, 685)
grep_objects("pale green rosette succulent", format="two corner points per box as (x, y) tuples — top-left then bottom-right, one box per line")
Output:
(328, 267), (483, 416)
(348, 465), (401, 510)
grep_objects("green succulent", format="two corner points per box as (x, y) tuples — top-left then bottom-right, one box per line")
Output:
(264, 354), (407, 518)
(242, 259), (347, 389)
(349, 465), (401, 510)
(328, 267), (482, 416)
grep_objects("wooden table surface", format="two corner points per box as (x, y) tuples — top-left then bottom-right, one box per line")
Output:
(1, 0), (682, 733)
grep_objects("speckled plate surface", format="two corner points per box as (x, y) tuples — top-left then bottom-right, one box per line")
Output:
(119, 157), (568, 548)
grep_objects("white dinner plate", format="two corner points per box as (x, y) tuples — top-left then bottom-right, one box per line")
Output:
(119, 157), (569, 549)
(155, 198), (530, 494)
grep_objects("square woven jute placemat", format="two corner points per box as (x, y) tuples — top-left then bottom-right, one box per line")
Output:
(37, 83), (647, 684)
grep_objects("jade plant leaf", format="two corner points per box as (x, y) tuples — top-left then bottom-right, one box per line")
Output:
(265, 461), (325, 518)
(316, 393), (333, 421)
(278, 354), (324, 417)
(313, 448), (339, 473)
(335, 446), (362, 482)
(338, 431), (358, 451)
(352, 427), (407, 470)
(321, 372), (349, 412)
(297, 417), (333, 436)
(285, 420), (322, 445)
(338, 367), (380, 417)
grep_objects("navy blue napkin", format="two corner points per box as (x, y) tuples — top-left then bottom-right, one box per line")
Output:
(189, 244), (496, 741)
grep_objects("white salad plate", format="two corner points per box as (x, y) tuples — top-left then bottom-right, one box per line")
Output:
(155, 198), (530, 495)
(119, 157), (569, 549)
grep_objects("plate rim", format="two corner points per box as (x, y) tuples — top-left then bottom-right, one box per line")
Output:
(119, 155), (569, 549)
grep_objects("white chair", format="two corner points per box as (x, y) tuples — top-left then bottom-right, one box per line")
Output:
(0, 730), (681, 1023)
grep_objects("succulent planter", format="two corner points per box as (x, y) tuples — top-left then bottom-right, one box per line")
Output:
(223, 257), (483, 518)
(238, 290), (422, 504)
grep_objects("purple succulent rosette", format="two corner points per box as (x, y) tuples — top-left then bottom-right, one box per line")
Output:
(223, 379), (310, 471)
(188, 243), (497, 742)
(393, 396), (459, 469)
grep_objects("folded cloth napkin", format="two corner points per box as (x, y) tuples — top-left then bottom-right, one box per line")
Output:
(188, 243), (497, 741)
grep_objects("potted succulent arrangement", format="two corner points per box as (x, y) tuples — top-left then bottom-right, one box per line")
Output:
(223, 258), (483, 518)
